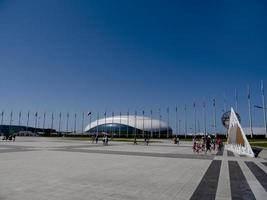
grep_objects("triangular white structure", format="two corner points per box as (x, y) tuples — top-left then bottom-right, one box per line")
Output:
(226, 108), (254, 157)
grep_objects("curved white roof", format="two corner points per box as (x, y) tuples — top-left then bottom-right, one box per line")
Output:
(84, 115), (171, 132)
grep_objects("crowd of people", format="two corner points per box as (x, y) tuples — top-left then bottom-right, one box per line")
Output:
(91, 134), (109, 145)
(192, 135), (223, 154)
(1, 134), (16, 142)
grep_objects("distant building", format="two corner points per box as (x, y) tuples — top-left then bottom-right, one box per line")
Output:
(84, 115), (172, 138)
(0, 125), (56, 136)
(243, 127), (266, 136)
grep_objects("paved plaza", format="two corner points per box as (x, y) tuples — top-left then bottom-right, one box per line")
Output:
(0, 137), (266, 200)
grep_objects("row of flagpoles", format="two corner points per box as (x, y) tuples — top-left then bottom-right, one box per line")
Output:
(0, 81), (266, 138)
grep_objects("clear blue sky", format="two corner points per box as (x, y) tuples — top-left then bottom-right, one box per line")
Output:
(0, 0), (266, 133)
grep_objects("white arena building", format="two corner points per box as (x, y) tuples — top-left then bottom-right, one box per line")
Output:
(84, 115), (172, 138)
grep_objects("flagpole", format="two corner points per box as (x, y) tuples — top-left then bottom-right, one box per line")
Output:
(96, 112), (99, 135)
(66, 112), (69, 133)
(127, 110), (129, 138)
(58, 112), (61, 135)
(193, 102), (196, 136)
(111, 111), (114, 139)
(203, 102), (207, 136)
(104, 111), (107, 133)
(34, 112), (38, 135)
(43, 112), (46, 134)
(0, 111), (4, 136)
(167, 107), (170, 138)
(119, 112), (122, 138)
(0, 111), (3, 136)
(74, 113), (77, 134)
(26, 111), (30, 134)
(158, 108), (161, 138)
(261, 80), (267, 138)
(184, 104), (187, 139)
(175, 107), (178, 137)
(150, 110), (153, 138)
(142, 110), (144, 138)
(51, 112), (54, 134)
(82, 112), (84, 135)
(134, 111), (137, 140)
(247, 85), (253, 138)
(213, 98), (217, 137)
(9, 111), (13, 135)
(18, 111), (21, 126)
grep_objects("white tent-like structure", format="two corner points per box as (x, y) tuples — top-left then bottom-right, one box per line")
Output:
(226, 108), (254, 157)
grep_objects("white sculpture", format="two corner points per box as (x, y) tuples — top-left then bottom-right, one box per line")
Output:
(226, 108), (254, 157)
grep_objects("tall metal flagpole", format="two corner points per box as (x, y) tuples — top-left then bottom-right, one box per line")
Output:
(167, 107), (169, 138)
(193, 102), (196, 136)
(158, 108), (161, 138)
(82, 112), (84, 135)
(66, 112), (69, 133)
(235, 88), (238, 112)
(74, 113), (77, 134)
(34, 112), (38, 134)
(134, 111), (137, 140)
(261, 80), (267, 138)
(111, 111), (114, 138)
(127, 110), (129, 138)
(51, 112), (54, 134)
(142, 110), (145, 138)
(178, 119), (181, 136)
(18, 111), (21, 126)
(104, 111), (107, 133)
(203, 102), (207, 135)
(175, 107), (178, 136)
(1, 111), (4, 125)
(247, 85), (253, 138)
(58, 112), (61, 135)
(9, 111), (13, 134)
(184, 104), (187, 138)
(96, 112), (99, 135)
(43, 112), (46, 134)
(26, 111), (30, 134)
(119, 112), (122, 138)
(150, 110), (153, 138)
(0, 111), (3, 136)
(213, 98), (217, 137)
